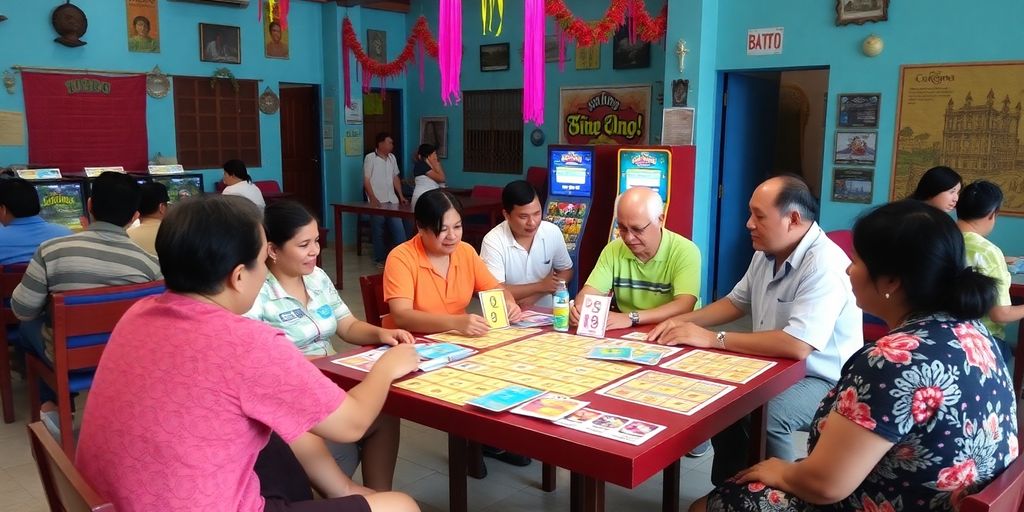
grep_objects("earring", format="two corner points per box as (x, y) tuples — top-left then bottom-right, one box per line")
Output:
(884, 292), (890, 300)
(270, 256), (277, 264)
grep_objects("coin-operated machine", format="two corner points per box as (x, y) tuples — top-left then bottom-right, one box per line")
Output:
(543, 145), (596, 294)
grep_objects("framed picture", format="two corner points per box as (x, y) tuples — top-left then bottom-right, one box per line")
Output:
(612, 19), (650, 69)
(832, 167), (874, 204)
(480, 43), (509, 72)
(126, 0), (160, 53)
(575, 42), (600, 70)
(366, 29), (386, 63)
(834, 131), (878, 165)
(420, 116), (448, 159)
(835, 0), (889, 26)
(263, 7), (289, 59)
(838, 93), (880, 128)
(523, 36), (565, 63)
(199, 23), (240, 64)
(671, 79), (689, 107)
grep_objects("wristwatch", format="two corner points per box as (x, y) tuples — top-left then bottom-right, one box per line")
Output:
(629, 311), (640, 327)
(715, 331), (727, 349)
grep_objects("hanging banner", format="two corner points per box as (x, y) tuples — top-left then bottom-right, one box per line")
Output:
(558, 84), (650, 145)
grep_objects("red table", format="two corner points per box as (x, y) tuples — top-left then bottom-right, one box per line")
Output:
(330, 198), (504, 289)
(315, 326), (805, 512)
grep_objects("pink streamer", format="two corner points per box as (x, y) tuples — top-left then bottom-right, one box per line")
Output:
(522, 0), (544, 125)
(417, 39), (425, 91)
(439, 0), (462, 105)
(342, 28), (352, 108)
(557, 25), (566, 73)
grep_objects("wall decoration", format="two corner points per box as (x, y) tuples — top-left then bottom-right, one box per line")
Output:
(612, 19), (650, 69)
(3, 71), (15, 95)
(837, 93), (880, 128)
(52, 2), (88, 47)
(264, 3), (289, 59)
(480, 43), (509, 72)
(835, 0), (889, 26)
(530, 128), (546, 147)
(891, 61), (1024, 215)
(145, 66), (169, 99)
(344, 99), (362, 124)
(671, 79), (689, 107)
(126, 0), (159, 53)
(259, 87), (280, 114)
(340, 16), (439, 109)
(200, 23), (241, 64)
(834, 131), (877, 165)
(574, 27), (600, 70)
(546, 0), (666, 48)
(662, 107), (694, 145)
(366, 29), (386, 63)
(420, 116), (448, 159)
(832, 167), (874, 204)
(559, 85), (650, 145)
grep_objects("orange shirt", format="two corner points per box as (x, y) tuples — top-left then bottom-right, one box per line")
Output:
(383, 234), (500, 315)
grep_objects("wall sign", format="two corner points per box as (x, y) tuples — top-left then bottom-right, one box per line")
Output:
(747, 27), (783, 56)
(558, 85), (651, 145)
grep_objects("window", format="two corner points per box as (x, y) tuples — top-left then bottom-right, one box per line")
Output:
(173, 76), (261, 169)
(463, 89), (523, 174)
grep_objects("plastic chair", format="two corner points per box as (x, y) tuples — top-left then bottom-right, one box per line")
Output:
(27, 421), (114, 511)
(359, 274), (389, 328)
(26, 280), (166, 456)
(1, 263), (28, 424)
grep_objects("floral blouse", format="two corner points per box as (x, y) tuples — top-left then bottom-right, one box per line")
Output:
(709, 313), (1018, 511)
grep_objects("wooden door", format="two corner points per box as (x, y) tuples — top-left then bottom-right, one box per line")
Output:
(362, 89), (404, 172)
(280, 84), (324, 221)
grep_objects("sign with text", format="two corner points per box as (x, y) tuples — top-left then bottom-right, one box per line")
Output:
(576, 295), (611, 339)
(559, 85), (651, 145)
(479, 289), (510, 329)
(747, 27), (783, 56)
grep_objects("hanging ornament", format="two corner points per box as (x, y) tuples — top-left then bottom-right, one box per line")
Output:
(340, 16), (439, 108)
(482, 0), (504, 36)
(522, 0), (544, 125)
(438, 0), (462, 105)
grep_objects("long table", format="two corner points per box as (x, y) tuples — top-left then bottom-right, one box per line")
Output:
(330, 198), (504, 289)
(316, 326), (804, 512)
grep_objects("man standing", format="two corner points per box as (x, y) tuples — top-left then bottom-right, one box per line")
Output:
(648, 175), (862, 484)
(0, 178), (72, 264)
(571, 186), (701, 329)
(363, 132), (408, 268)
(481, 180), (573, 308)
(127, 181), (169, 256)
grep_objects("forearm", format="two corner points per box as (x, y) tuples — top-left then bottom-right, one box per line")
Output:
(393, 177), (405, 199)
(778, 461), (843, 505)
(342, 370), (395, 435)
(678, 297), (745, 327)
(288, 433), (360, 498)
(392, 308), (458, 333)
(554, 268), (573, 282)
(338, 316), (383, 346)
(989, 303), (1024, 324)
(721, 330), (813, 360)
(362, 179), (378, 203)
(505, 281), (544, 300)
(636, 295), (697, 325)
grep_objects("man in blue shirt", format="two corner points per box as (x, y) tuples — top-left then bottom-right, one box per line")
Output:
(0, 178), (72, 264)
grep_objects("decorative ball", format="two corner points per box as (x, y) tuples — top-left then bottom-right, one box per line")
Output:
(862, 35), (883, 57)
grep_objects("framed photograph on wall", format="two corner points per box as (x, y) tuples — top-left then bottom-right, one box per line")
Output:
(671, 79), (689, 107)
(835, 0), (889, 26)
(834, 131), (878, 165)
(366, 29), (386, 63)
(832, 167), (874, 204)
(612, 19), (650, 69)
(199, 23), (241, 64)
(838, 93), (880, 128)
(420, 116), (448, 159)
(480, 43), (510, 72)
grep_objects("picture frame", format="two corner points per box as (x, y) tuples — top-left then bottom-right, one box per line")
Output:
(263, 6), (289, 59)
(420, 116), (448, 159)
(612, 19), (650, 69)
(366, 29), (386, 63)
(480, 43), (510, 72)
(832, 167), (874, 204)
(199, 23), (240, 64)
(671, 79), (689, 107)
(837, 92), (880, 128)
(835, 0), (889, 26)
(834, 131), (878, 165)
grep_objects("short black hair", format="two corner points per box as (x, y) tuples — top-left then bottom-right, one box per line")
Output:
(0, 178), (42, 218)
(375, 132), (391, 147)
(955, 180), (1003, 221)
(264, 200), (316, 247)
(416, 143), (435, 159)
(910, 166), (962, 201)
(90, 171), (141, 226)
(156, 195), (264, 294)
(138, 182), (169, 216)
(773, 174), (818, 221)
(853, 200), (995, 320)
(223, 159), (252, 182)
(414, 188), (462, 235)
(501, 180), (539, 213)
(132, 15), (150, 29)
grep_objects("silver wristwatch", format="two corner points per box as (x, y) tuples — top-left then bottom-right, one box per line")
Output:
(715, 331), (727, 349)
(629, 311), (640, 326)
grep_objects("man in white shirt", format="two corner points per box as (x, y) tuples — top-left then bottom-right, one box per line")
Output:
(363, 132), (408, 267)
(481, 180), (573, 308)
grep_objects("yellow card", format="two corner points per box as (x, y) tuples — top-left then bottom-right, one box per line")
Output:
(479, 289), (510, 329)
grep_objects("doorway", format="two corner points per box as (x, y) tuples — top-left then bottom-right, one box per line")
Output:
(279, 83), (324, 221)
(362, 89), (404, 172)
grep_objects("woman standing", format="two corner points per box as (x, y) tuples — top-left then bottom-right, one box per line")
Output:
(409, 143), (445, 208)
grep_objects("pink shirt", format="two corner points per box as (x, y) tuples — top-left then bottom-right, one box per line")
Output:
(76, 292), (345, 512)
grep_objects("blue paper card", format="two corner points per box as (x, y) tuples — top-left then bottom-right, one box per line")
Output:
(587, 346), (634, 360)
(467, 385), (545, 412)
(416, 343), (471, 360)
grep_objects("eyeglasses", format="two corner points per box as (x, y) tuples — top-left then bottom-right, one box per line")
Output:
(618, 220), (652, 238)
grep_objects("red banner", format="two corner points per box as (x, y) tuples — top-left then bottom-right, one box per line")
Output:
(23, 72), (148, 173)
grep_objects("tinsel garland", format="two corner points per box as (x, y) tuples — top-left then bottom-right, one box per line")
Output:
(546, 0), (667, 48)
(341, 16), (439, 107)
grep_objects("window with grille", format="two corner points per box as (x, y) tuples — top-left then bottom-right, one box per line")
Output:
(463, 89), (523, 174)
(173, 77), (261, 169)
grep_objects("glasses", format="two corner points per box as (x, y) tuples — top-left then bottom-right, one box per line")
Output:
(618, 220), (652, 238)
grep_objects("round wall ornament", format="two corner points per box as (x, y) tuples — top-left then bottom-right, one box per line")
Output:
(259, 87), (280, 114)
(146, 66), (170, 99)
(530, 128), (546, 147)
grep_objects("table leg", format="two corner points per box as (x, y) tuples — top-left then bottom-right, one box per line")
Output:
(662, 459), (680, 512)
(447, 435), (469, 512)
(467, 441), (486, 479)
(748, 404), (768, 467)
(334, 206), (344, 289)
(542, 462), (557, 492)
(569, 471), (605, 512)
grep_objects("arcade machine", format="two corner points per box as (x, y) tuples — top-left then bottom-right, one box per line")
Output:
(16, 168), (88, 231)
(147, 164), (204, 204)
(543, 145), (596, 294)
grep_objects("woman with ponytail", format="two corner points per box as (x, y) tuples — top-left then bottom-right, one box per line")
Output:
(692, 200), (1017, 512)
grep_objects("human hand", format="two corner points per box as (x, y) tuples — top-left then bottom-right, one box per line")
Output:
(606, 311), (632, 330)
(373, 344), (420, 380)
(649, 321), (713, 347)
(646, 317), (685, 342)
(369, 198), (381, 208)
(507, 301), (523, 322)
(399, 197), (409, 205)
(539, 273), (561, 294)
(378, 328), (415, 346)
(569, 300), (580, 326)
(427, 153), (440, 167)
(457, 314), (490, 337)
(734, 457), (791, 490)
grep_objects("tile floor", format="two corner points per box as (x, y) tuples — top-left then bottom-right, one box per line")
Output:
(0, 246), (805, 512)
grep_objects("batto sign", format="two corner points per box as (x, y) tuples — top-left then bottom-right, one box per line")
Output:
(747, 27), (783, 56)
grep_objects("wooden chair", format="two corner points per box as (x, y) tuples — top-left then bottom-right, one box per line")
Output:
(961, 404), (1024, 511)
(1, 263), (28, 424)
(27, 421), (114, 511)
(359, 274), (389, 328)
(26, 280), (166, 456)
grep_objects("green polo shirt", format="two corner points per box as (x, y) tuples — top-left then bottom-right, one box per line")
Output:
(963, 231), (1012, 339)
(584, 228), (701, 312)
(244, 267), (352, 356)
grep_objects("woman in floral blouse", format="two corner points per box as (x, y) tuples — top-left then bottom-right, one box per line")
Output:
(693, 200), (1018, 512)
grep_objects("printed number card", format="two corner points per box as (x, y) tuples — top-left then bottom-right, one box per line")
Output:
(479, 289), (510, 329)
(576, 294), (611, 338)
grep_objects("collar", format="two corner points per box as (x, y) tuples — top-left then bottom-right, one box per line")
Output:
(87, 221), (130, 235)
(622, 227), (669, 263)
(499, 221), (533, 251)
(412, 234), (462, 272)
(764, 222), (822, 272)
(373, 151), (393, 161)
(8, 216), (47, 226)
(263, 271), (313, 303)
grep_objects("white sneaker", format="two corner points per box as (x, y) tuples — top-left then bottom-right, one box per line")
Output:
(40, 410), (61, 440)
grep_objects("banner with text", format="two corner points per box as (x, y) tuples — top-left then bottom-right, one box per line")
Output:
(559, 85), (650, 145)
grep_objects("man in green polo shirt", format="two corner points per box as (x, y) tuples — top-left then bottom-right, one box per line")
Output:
(570, 186), (701, 330)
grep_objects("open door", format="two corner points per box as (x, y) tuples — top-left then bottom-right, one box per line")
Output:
(280, 84), (324, 221)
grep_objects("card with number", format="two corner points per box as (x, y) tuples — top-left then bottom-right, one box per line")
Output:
(478, 289), (510, 329)
(576, 294), (611, 338)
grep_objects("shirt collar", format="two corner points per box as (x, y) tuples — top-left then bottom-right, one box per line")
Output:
(87, 221), (129, 235)
(8, 216), (46, 226)
(765, 222), (823, 273)
(263, 270), (313, 302)
(413, 234), (462, 272)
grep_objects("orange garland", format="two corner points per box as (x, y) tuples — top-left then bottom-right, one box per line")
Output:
(342, 16), (438, 81)
(547, 0), (667, 47)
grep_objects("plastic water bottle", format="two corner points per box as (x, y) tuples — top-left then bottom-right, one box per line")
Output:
(552, 280), (570, 332)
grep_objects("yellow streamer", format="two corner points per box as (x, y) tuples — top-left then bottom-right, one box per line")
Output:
(481, 0), (503, 37)
(267, 0), (278, 22)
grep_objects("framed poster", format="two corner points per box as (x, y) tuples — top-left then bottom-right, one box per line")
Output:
(835, 0), (888, 26)
(575, 36), (600, 70)
(834, 131), (877, 165)
(559, 85), (650, 145)
(832, 167), (874, 204)
(264, 8), (289, 59)
(367, 29), (386, 63)
(612, 20), (650, 69)
(126, 0), (159, 53)
(838, 93), (880, 128)
(480, 43), (509, 72)
(199, 23), (240, 64)
(420, 116), (448, 159)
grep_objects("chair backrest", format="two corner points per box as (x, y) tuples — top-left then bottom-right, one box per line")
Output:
(27, 422), (114, 511)
(254, 180), (283, 195)
(825, 229), (853, 259)
(526, 166), (548, 204)
(470, 185), (503, 201)
(960, 403), (1024, 512)
(0, 263), (28, 329)
(359, 274), (389, 328)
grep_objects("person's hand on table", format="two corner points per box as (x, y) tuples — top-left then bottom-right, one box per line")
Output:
(377, 328), (415, 346)
(369, 198), (381, 208)
(374, 344), (420, 379)
(456, 314), (490, 337)
(606, 311), (632, 330)
(647, 320), (714, 347)
(506, 301), (523, 323)
(538, 272), (561, 294)
(399, 196), (409, 205)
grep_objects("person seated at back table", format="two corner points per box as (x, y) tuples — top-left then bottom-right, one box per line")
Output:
(127, 181), (168, 256)
(223, 158), (267, 209)
(246, 200), (414, 491)
(0, 177), (71, 264)
(910, 165), (962, 214)
(690, 199), (1018, 512)
(76, 195), (420, 512)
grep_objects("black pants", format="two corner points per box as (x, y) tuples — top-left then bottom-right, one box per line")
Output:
(255, 433), (371, 512)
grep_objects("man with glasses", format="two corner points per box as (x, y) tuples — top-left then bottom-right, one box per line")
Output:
(570, 186), (701, 330)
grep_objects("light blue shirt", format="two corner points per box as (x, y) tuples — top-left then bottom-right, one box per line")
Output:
(0, 216), (72, 265)
(727, 223), (863, 382)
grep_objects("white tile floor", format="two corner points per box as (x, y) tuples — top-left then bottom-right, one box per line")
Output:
(0, 246), (805, 511)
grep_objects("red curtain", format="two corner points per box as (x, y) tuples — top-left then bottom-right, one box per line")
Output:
(22, 72), (148, 173)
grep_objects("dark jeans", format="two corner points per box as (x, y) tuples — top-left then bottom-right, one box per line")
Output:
(370, 213), (406, 263)
(18, 319), (58, 405)
(256, 433), (371, 512)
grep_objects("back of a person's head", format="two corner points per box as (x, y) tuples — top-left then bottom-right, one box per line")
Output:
(772, 174), (818, 222)
(264, 200), (315, 247)
(415, 188), (462, 234)
(91, 172), (141, 226)
(223, 159), (251, 182)
(501, 180), (538, 212)
(853, 200), (994, 319)
(0, 178), (42, 218)
(156, 195), (263, 294)
(955, 180), (1003, 221)
(416, 143), (435, 159)
(910, 166), (962, 201)
(138, 182), (169, 216)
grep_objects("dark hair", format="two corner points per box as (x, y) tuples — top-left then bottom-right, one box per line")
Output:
(264, 200), (316, 247)
(0, 178), (41, 218)
(90, 171), (141, 226)
(156, 195), (264, 294)
(269, 21), (281, 30)
(501, 180), (539, 213)
(223, 159), (252, 182)
(773, 174), (818, 221)
(910, 166), (962, 201)
(955, 180), (1003, 221)
(852, 200), (995, 319)
(138, 182), (169, 216)
(416, 143), (435, 159)
(414, 189), (462, 235)
(132, 16), (150, 30)
(375, 132), (391, 148)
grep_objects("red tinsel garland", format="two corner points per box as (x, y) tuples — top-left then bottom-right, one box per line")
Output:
(342, 16), (438, 85)
(546, 0), (667, 48)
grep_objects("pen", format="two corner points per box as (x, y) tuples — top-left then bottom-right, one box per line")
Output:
(418, 349), (476, 372)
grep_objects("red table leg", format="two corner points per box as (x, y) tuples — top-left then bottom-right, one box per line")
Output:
(662, 459), (680, 512)
(570, 471), (605, 512)
(448, 434), (469, 512)
(542, 462), (557, 492)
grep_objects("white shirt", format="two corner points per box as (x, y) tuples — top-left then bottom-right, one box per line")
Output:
(222, 181), (266, 209)
(726, 223), (863, 382)
(363, 152), (400, 204)
(480, 220), (573, 307)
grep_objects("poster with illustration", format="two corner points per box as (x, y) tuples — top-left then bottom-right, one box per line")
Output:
(126, 0), (160, 53)
(264, 5), (289, 59)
